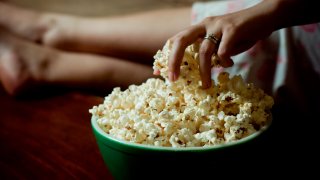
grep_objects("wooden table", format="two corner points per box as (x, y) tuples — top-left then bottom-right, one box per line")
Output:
(1, 84), (319, 178)
(0, 1), (199, 178)
(0, 86), (113, 179)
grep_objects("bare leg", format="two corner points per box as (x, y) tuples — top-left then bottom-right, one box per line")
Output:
(0, 29), (154, 96)
(0, 2), (191, 63)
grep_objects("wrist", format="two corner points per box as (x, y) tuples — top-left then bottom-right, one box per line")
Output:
(269, 0), (320, 29)
(259, 0), (286, 31)
(243, 0), (282, 33)
(270, 0), (293, 30)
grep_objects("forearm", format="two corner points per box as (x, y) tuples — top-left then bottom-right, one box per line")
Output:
(70, 7), (191, 59)
(269, 0), (320, 30)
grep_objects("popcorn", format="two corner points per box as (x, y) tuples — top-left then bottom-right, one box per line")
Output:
(89, 40), (274, 147)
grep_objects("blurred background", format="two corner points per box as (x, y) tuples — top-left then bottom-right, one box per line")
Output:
(5, 0), (208, 16)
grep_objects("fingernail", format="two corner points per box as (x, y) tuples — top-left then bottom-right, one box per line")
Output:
(202, 80), (211, 89)
(227, 59), (234, 67)
(173, 72), (178, 81)
(153, 69), (160, 75)
(169, 72), (174, 81)
(169, 71), (178, 81)
(221, 58), (234, 68)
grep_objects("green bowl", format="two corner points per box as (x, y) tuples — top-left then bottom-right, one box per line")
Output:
(91, 116), (272, 179)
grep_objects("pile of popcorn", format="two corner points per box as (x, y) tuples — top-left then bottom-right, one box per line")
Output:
(89, 41), (274, 147)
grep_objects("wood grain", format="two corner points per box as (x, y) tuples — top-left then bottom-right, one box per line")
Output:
(0, 1), (202, 179)
(0, 87), (113, 179)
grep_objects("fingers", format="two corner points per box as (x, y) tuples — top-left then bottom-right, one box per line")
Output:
(217, 28), (234, 66)
(168, 17), (241, 89)
(199, 35), (219, 88)
(153, 69), (160, 75)
(168, 25), (206, 81)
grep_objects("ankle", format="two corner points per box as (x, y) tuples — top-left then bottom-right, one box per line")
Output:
(40, 14), (76, 48)
(0, 49), (26, 95)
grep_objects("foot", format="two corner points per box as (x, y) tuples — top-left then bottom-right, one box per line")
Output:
(0, 2), (76, 47)
(0, 29), (54, 95)
(0, 28), (155, 96)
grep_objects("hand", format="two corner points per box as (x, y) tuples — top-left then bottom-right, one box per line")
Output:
(168, 1), (276, 88)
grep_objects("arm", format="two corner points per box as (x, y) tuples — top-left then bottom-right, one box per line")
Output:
(273, 0), (320, 29)
(168, 0), (320, 88)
